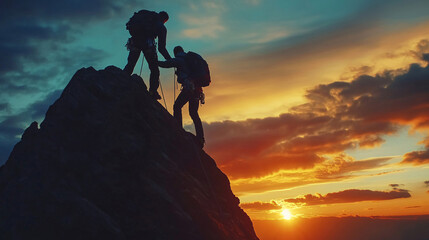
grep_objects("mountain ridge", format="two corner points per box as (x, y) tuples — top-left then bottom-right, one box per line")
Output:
(0, 66), (259, 240)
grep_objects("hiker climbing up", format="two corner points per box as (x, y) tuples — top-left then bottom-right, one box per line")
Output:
(123, 10), (172, 100)
(158, 46), (211, 148)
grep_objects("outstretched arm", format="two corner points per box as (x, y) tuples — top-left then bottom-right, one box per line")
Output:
(158, 58), (180, 68)
(158, 25), (172, 60)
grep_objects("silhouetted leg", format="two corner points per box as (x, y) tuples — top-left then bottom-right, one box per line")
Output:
(189, 93), (204, 141)
(173, 90), (190, 127)
(142, 46), (160, 92)
(124, 48), (141, 76)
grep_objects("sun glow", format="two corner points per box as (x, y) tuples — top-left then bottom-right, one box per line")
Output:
(281, 209), (292, 220)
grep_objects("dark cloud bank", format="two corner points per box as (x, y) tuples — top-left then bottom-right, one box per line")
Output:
(240, 201), (282, 211)
(0, 0), (139, 164)
(284, 188), (411, 206)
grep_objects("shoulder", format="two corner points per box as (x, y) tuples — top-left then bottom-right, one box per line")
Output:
(158, 23), (167, 32)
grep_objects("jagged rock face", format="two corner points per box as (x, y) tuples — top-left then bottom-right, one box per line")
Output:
(0, 66), (259, 240)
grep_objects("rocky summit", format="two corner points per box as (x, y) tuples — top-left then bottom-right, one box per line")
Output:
(0, 66), (259, 240)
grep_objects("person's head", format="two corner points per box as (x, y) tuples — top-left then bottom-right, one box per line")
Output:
(174, 46), (184, 57)
(159, 11), (169, 23)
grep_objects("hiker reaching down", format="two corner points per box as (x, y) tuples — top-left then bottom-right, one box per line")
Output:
(158, 46), (211, 148)
(123, 10), (172, 100)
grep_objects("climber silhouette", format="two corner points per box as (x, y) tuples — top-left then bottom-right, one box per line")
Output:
(123, 10), (172, 100)
(158, 46), (205, 148)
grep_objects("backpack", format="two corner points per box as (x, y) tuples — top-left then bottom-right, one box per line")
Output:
(184, 52), (211, 87)
(126, 10), (159, 38)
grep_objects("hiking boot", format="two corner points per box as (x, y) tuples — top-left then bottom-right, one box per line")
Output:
(185, 132), (205, 148)
(149, 90), (161, 100)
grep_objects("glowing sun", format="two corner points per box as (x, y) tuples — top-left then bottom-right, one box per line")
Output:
(281, 209), (292, 220)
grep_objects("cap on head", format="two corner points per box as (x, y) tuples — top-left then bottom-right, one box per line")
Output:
(159, 11), (169, 23)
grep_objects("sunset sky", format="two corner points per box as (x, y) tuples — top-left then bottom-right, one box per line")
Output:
(1, 0), (429, 238)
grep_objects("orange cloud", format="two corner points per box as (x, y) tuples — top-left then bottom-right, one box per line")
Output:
(315, 156), (392, 179)
(204, 41), (429, 180)
(231, 156), (393, 195)
(240, 201), (282, 211)
(205, 110), (397, 179)
(388, 183), (404, 190)
(402, 150), (429, 165)
(284, 189), (411, 206)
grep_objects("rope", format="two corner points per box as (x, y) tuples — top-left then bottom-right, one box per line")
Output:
(173, 68), (176, 102)
(139, 54), (144, 77)
(159, 79), (168, 111)
(138, 52), (168, 110)
(139, 53), (167, 110)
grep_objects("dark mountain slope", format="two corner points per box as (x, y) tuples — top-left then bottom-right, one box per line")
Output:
(0, 66), (259, 240)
